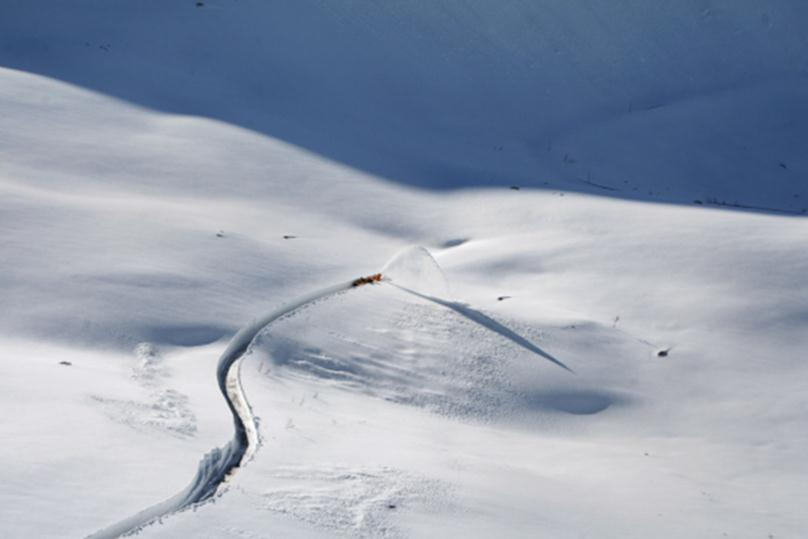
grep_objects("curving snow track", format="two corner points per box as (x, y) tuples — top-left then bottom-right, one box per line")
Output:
(86, 275), (569, 538)
(86, 279), (359, 539)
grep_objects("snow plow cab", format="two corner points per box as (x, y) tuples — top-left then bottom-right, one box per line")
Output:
(351, 273), (383, 287)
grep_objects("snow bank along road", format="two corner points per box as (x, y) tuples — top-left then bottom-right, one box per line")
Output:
(86, 273), (569, 538)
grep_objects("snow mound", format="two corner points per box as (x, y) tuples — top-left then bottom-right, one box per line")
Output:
(381, 246), (450, 298)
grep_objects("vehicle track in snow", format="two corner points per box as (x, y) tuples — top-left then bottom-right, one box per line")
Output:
(86, 273), (569, 538)
(86, 278), (362, 539)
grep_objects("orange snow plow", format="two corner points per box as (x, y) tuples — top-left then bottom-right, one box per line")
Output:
(351, 273), (383, 287)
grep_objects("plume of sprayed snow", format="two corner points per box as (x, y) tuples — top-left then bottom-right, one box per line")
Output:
(381, 246), (450, 299)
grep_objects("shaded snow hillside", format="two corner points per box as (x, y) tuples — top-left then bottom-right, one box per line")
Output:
(1, 1), (807, 209)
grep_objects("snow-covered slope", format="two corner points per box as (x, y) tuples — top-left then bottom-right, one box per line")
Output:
(2, 1), (806, 207)
(1, 2), (807, 538)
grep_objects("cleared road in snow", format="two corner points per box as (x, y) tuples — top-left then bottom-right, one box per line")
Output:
(85, 267), (570, 538)
(86, 279), (361, 539)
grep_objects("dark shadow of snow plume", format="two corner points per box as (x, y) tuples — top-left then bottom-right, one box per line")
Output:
(387, 282), (573, 373)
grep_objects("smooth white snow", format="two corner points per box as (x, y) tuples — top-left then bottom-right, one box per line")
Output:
(1, 2), (807, 538)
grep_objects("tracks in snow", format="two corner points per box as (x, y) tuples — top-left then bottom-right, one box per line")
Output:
(86, 275), (569, 538)
(86, 279), (359, 539)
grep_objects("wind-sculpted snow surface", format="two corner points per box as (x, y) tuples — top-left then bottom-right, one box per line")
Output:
(87, 280), (358, 539)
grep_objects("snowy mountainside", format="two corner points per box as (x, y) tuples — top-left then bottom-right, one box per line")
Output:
(1, 1), (806, 206)
(1, 2), (808, 538)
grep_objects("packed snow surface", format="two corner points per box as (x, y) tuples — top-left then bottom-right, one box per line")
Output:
(1, 2), (808, 538)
